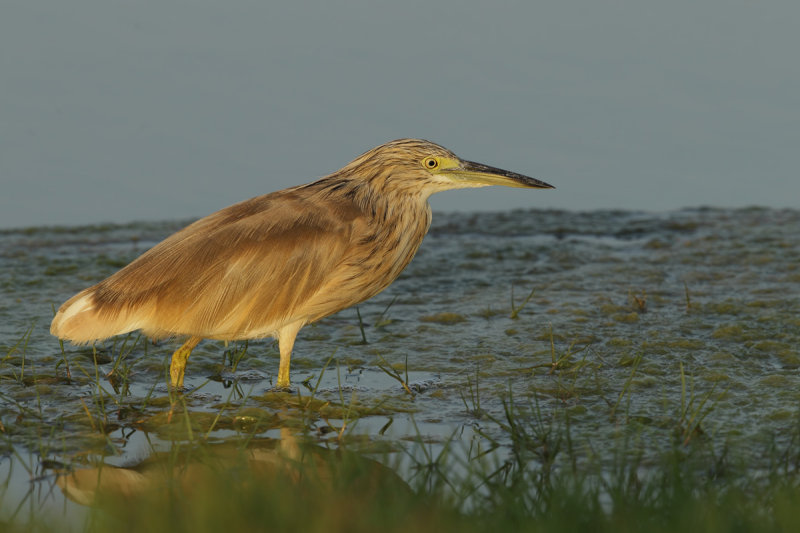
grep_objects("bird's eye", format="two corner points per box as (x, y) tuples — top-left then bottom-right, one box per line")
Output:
(423, 157), (439, 169)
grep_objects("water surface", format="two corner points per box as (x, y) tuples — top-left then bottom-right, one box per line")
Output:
(1, 207), (799, 522)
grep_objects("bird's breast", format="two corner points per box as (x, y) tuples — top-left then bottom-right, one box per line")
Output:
(301, 200), (432, 322)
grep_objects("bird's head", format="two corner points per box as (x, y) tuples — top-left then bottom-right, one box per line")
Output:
(340, 139), (554, 198)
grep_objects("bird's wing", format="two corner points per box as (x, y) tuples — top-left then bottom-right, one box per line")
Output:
(51, 187), (369, 342)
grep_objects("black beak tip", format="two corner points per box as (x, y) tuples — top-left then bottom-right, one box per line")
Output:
(526, 177), (555, 190)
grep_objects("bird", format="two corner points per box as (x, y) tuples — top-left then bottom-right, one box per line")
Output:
(51, 139), (554, 389)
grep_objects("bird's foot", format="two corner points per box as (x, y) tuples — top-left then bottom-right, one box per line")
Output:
(270, 378), (294, 393)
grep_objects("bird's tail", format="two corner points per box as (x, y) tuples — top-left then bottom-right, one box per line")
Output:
(50, 287), (137, 343)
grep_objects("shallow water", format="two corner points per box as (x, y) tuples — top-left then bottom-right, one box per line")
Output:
(1, 207), (799, 522)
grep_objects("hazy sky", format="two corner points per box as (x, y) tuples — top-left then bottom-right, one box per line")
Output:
(2, 0), (798, 229)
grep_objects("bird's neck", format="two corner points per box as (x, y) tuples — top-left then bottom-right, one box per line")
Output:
(358, 178), (432, 230)
(311, 169), (433, 233)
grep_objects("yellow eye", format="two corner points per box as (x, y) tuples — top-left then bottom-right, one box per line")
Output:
(423, 157), (439, 170)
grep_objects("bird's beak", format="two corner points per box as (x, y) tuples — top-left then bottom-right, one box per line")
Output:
(443, 160), (555, 189)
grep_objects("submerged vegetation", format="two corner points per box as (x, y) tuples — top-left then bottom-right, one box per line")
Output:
(4, 362), (800, 532)
(1, 207), (800, 531)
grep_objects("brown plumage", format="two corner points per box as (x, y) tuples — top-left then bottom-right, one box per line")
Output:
(51, 139), (553, 388)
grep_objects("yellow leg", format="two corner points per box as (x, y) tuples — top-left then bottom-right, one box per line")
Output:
(276, 322), (303, 389)
(169, 337), (201, 388)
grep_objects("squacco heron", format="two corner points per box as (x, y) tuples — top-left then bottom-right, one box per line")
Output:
(51, 139), (553, 389)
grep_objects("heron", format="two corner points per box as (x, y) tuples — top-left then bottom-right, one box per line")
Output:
(51, 139), (554, 389)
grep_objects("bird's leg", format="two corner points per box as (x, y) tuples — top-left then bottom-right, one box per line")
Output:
(169, 336), (202, 388)
(276, 321), (304, 389)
